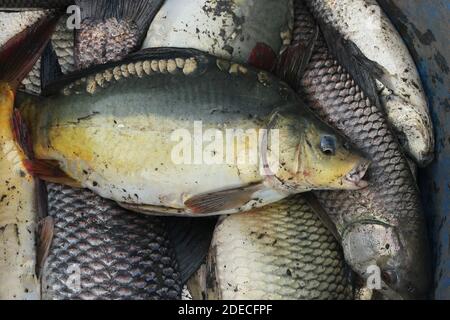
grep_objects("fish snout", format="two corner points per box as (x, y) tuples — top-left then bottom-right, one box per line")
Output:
(343, 159), (371, 189)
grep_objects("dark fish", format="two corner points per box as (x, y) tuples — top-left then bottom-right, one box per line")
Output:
(277, 0), (431, 299)
(41, 184), (181, 300)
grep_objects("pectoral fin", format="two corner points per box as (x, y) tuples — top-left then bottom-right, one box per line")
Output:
(185, 183), (266, 215)
(23, 159), (82, 188)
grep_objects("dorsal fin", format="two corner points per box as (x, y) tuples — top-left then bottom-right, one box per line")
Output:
(317, 21), (385, 111)
(42, 47), (208, 96)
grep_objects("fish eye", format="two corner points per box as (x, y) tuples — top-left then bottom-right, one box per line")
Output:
(381, 269), (398, 285)
(320, 135), (336, 156)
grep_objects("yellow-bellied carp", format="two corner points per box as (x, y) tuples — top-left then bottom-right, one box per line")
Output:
(18, 47), (370, 217)
(41, 183), (183, 300)
(277, 1), (431, 299)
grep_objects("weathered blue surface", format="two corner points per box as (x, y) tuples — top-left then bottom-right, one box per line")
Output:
(378, 0), (450, 300)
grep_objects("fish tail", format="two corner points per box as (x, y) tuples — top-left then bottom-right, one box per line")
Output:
(74, 0), (164, 68)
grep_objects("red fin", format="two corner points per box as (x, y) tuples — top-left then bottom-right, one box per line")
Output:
(12, 109), (34, 159)
(23, 159), (82, 188)
(0, 12), (60, 89)
(247, 42), (277, 72)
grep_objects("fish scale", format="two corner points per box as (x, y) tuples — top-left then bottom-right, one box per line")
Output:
(205, 195), (353, 300)
(291, 2), (421, 229)
(41, 183), (182, 300)
(22, 15), (75, 94)
(277, 1), (431, 298)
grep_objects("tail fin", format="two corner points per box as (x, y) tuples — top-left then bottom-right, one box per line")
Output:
(0, 12), (60, 90)
(74, 0), (164, 69)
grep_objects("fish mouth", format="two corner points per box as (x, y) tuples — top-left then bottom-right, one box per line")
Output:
(342, 160), (371, 189)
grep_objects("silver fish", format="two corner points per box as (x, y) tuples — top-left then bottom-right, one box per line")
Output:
(302, 0), (434, 166)
(277, 0), (431, 299)
(142, 0), (294, 70)
(190, 195), (353, 300)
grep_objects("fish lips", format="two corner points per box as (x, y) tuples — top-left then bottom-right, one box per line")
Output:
(341, 159), (371, 190)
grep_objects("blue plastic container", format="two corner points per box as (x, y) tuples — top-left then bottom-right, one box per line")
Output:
(378, 0), (449, 300)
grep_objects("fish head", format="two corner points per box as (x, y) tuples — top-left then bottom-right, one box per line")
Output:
(342, 222), (431, 300)
(267, 106), (370, 191)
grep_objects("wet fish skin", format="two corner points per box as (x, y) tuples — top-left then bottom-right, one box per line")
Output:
(41, 183), (182, 300)
(198, 195), (353, 300)
(143, 0), (294, 68)
(21, 49), (369, 216)
(303, 0), (434, 166)
(278, 1), (431, 299)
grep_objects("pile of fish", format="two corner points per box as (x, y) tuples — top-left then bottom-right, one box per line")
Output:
(0, 0), (434, 300)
